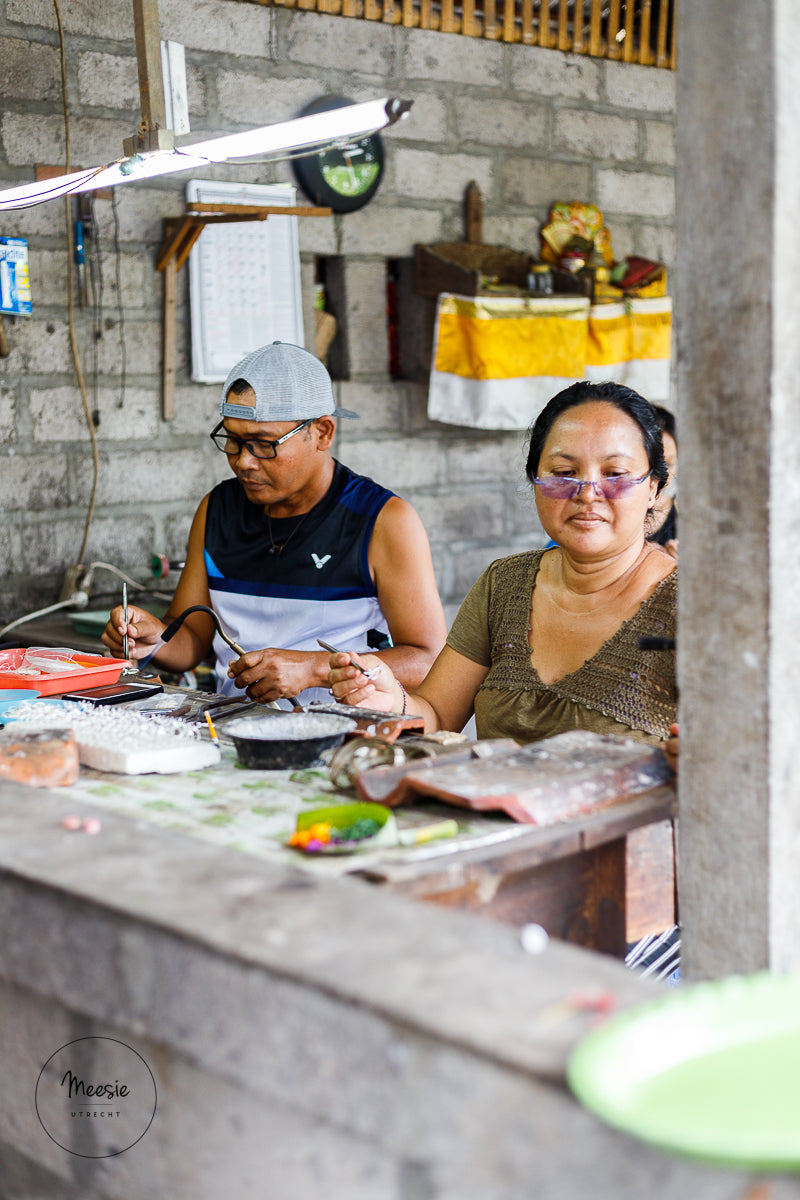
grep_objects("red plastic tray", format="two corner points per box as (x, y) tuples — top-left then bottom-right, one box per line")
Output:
(0, 648), (128, 695)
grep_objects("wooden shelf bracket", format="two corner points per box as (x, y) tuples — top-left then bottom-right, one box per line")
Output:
(156, 202), (331, 420)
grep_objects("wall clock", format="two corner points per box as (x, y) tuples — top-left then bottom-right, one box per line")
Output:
(292, 96), (385, 214)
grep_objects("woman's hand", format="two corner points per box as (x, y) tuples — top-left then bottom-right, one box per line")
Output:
(663, 722), (679, 773)
(327, 650), (403, 711)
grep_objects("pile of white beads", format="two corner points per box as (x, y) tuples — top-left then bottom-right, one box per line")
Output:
(8, 702), (219, 774)
(223, 713), (355, 741)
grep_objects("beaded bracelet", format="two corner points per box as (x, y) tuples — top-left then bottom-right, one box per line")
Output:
(397, 682), (407, 714)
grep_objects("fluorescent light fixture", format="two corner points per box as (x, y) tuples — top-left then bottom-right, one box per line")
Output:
(0, 97), (412, 212)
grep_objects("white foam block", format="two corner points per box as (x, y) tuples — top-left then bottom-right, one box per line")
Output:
(78, 740), (220, 774)
(7, 702), (221, 775)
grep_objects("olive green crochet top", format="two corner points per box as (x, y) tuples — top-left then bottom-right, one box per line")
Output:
(447, 549), (677, 746)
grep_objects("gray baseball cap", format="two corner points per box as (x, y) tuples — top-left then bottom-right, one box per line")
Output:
(219, 342), (359, 422)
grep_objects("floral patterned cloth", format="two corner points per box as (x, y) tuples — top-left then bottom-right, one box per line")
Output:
(58, 740), (494, 877)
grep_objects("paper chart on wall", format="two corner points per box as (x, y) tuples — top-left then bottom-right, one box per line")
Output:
(187, 179), (305, 383)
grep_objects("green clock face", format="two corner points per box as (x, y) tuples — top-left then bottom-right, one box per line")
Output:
(319, 142), (381, 198)
(292, 96), (385, 213)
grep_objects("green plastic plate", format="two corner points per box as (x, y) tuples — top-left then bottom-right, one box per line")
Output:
(67, 610), (113, 636)
(567, 971), (800, 1170)
(293, 802), (398, 853)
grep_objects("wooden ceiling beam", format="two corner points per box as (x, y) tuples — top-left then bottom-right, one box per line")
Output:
(124, 0), (174, 154)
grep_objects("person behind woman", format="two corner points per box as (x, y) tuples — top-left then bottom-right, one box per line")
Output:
(328, 380), (679, 770)
(647, 403), (678, 560)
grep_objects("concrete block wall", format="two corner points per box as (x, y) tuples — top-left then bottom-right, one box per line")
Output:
(0, 0), (675, 625)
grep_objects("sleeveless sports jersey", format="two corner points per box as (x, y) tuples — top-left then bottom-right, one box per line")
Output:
(204, 461), (394, 701)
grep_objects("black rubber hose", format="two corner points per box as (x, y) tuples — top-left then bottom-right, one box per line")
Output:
(161, 605), (245, 655)
(162, 605), (301, 708)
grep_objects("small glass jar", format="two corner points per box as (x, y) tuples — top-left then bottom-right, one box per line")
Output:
(528, 264), (554, 295)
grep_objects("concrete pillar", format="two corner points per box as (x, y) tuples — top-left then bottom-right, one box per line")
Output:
(676, 0), (800, 976)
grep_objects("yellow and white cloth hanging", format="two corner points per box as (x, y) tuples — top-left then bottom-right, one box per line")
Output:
(428, 293), (672, 430)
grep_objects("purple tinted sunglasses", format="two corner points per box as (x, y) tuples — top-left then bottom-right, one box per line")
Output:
(533, 470), (652, 500)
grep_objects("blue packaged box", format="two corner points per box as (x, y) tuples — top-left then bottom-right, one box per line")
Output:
(0, 237), (32, 315)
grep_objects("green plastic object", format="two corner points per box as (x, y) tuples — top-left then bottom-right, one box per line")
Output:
(567, 970), (800, 1170)
(292, 801), (458, 854)
(67, 610), (113, 636)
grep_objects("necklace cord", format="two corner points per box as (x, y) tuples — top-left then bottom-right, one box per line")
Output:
(266, 505), (314, 556)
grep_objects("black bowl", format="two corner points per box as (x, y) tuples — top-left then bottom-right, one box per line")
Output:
(223, 712), (357, 770)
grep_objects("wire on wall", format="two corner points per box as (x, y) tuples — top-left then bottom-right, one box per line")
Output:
(111, 191), (127, 410)
(267, 4), (279, 62)
(54, 0), (100, 565)
(87, 194), (104, 423)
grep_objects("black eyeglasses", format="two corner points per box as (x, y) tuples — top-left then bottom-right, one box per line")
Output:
(209, 418), (314, 460)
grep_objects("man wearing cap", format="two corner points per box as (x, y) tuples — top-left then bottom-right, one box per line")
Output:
(103, 342), (447, 704)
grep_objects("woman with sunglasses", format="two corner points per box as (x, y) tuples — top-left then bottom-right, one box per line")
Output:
(328, 380), (679, 771)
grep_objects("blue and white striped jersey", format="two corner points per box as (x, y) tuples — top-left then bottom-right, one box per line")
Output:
(204, 461), (394, 701)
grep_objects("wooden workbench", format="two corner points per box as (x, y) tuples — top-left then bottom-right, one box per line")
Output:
(43, 730), (676, 958)
(0, 768), (739, 1200)
(358, 786), (676, 955)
